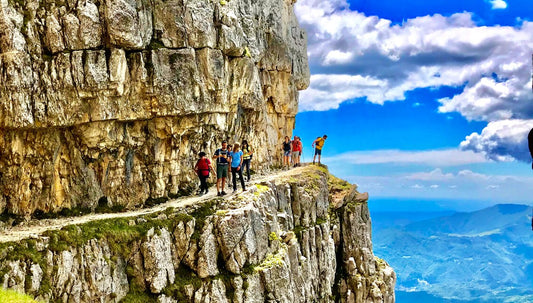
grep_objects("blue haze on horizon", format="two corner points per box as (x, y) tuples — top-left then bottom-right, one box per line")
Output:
(293, 0), (533, 207)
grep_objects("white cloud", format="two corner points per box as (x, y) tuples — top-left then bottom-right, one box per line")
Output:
(296, 0), (533, 114)
(342, 170), (533, 202)
(323, 50), (354, 65)
(489, 0), (507, 10)
(323, 149), (489, 166)
(295, 0), (533, 163)
(298, 74), (388, 111)
(460, 119), (533, 162)
(438, 75), (533, 122)
(405, 168), (454, 181)
(457, 170), (491, 180)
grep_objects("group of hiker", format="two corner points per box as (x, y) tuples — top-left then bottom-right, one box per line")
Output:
(193, 134), (327, 197)
(282, 136), (303, 168)
(194, 140), (253, 196)
(282, 134), (328, 169)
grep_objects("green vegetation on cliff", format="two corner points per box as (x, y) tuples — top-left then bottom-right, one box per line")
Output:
(0, 288), (40, 303)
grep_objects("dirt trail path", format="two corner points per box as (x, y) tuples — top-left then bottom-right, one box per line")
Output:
(0, 166), (307, 244)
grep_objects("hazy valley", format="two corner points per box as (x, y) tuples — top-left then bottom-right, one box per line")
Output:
(371, 202), (533, 303)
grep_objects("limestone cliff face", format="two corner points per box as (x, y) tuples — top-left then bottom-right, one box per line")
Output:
(0, 0), (309, 215)
(0, 166), (395, 302)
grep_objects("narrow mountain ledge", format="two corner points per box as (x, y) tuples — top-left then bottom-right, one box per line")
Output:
(0, 165), (395, 302)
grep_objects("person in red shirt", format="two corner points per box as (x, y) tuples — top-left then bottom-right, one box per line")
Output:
(291, 136), (303, 167)
(194, 152), (215, 196)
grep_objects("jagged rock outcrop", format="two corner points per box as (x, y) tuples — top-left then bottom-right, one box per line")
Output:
(0, 166), (395, 302)
(0, 0), (310, 215)
(335, 188), (395, 303)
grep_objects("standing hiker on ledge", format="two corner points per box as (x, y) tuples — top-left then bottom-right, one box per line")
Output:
(312, 135), (327, 164)
(214, 141), (230, 196)
(282, 136), (292, 169)
(292, 136), (302, 167)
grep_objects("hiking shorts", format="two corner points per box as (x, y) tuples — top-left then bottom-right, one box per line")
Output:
(217, 164), (228, 178)
(284, 150), (291, 156)
(292, 151), (300, 159)
(314, 148), (322, 156)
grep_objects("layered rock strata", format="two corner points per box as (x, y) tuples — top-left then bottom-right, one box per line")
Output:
(0, 166), (395, 302)
(0, 0), (309, 215)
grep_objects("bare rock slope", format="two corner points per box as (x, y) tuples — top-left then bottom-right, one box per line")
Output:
(0, 166), (395, 302)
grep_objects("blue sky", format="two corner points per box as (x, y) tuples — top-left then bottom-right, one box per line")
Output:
(293, 0), (533, 206)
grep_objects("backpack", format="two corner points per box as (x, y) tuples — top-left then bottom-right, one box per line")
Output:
(215, 148), (229, 164)
(197, 158), (210, 177)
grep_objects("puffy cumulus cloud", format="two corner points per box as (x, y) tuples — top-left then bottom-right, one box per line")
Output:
(438, 72), (533, 121)
(488, 0), (508, 10)
(295, 0), (533, 163)
(298, 74), (390, 111)
(295, 0), (533, 114)
(323, 149), (489, 167)
(460, 119), (533, 162)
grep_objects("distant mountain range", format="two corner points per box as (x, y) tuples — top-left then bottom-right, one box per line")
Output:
(371, 204), (533, 303)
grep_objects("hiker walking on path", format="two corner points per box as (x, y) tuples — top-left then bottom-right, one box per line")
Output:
(230, 143), (246, 192)
(282, 136), (292, 169)
(241, 140), (253, 181)
(312, 135), (327, 164)
(291, 136), (302, 167)
(194, 152), (215, 196)
(214, 141), (230, 196)
(226, 143), (233, 189)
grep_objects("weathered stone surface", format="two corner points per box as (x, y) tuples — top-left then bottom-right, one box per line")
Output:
(106, 0), (153, 49)
(142, 227), (176, 293)
(0, 0), (309, 216)
(29, 263), (43, 293)
(2, 260), (26, 293)
(0, 166), (395, 302)
(338, 187), (396, 303)
(197, 218), (219, 278)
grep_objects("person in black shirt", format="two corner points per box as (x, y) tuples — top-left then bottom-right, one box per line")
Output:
(241, 140), (253, 181)
(282, 136), (292, 169)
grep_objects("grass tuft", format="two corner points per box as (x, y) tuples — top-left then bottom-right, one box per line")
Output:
(0, 287), (41, 302)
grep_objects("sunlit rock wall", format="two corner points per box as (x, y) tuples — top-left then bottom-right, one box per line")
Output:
(0, 0), (309, 215)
